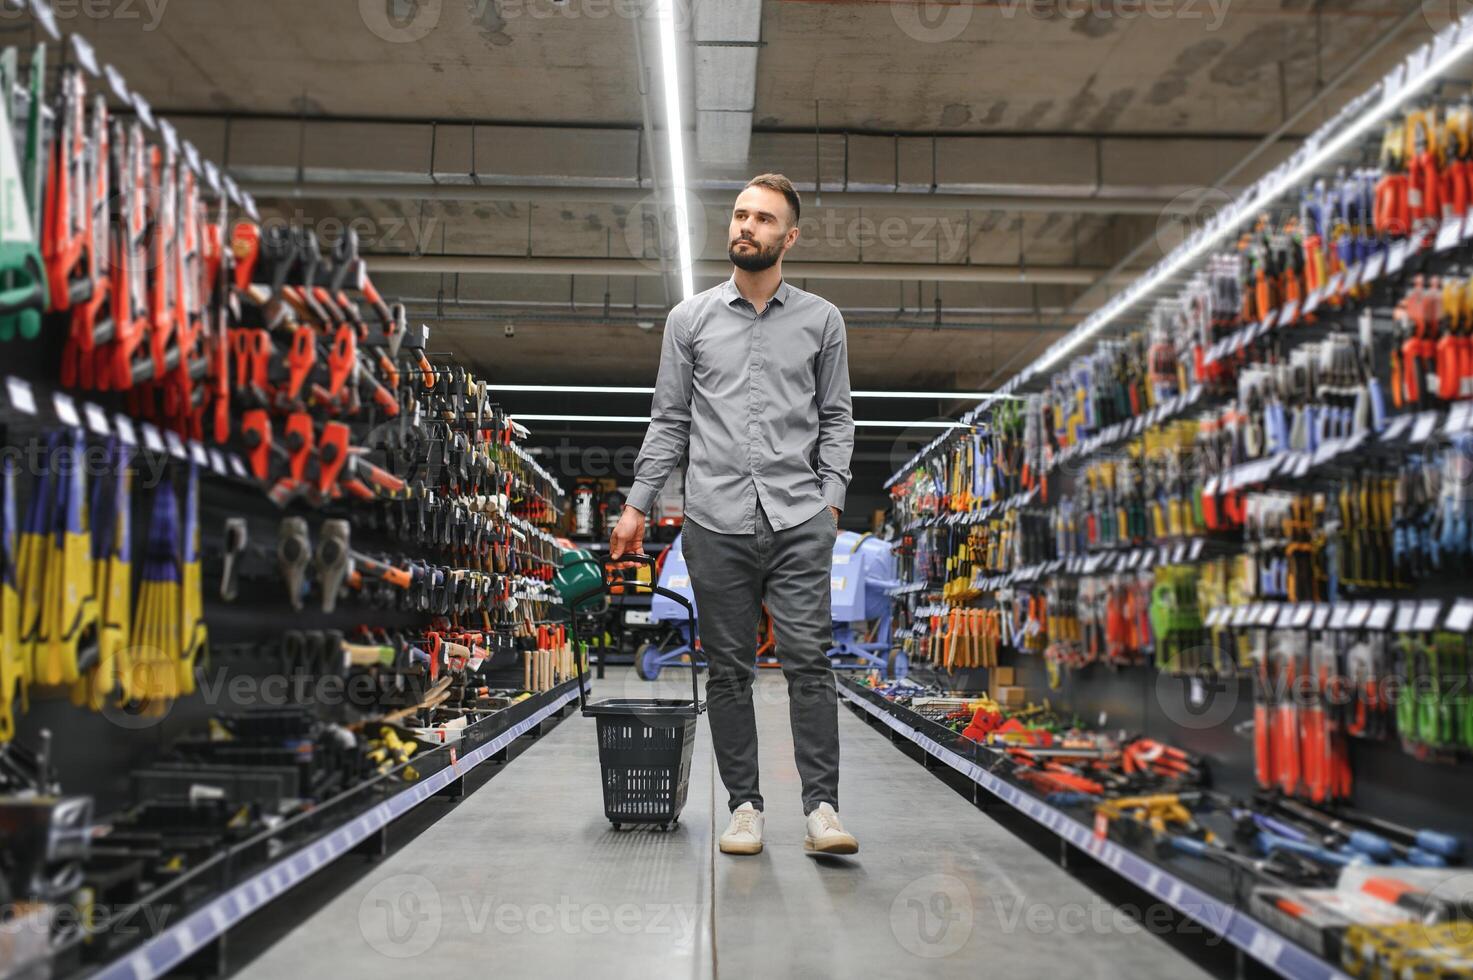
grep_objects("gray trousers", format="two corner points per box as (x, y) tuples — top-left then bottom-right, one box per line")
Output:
(682, 501), (840, 815)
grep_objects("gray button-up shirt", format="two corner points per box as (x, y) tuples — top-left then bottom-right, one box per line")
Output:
(626, 277), (854, 533)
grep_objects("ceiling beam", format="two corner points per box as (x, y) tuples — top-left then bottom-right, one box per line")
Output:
(367, 253), (1123, 286)
(245, 179), (1170, 215)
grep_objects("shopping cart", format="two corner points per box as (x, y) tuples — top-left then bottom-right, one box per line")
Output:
(826, 530), (906, 678)
(569, 553), (705, 831)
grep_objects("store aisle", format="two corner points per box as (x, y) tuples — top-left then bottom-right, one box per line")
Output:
(237, 670), (1214, 979)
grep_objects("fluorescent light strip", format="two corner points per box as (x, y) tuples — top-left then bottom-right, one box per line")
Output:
(1023, 21), (1473, 381)
(488, 383), (999, 399)
(656, 0), (694, 300)
(511, 414), (967, 429)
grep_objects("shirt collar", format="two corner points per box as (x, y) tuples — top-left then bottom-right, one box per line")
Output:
(723, 276), (791, 308)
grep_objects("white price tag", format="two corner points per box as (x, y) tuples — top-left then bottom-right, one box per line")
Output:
(5, 377), (35, 415)
(1394, 601), (1417, 632)
(1258, 604), (1281, 626)
(1320, 440), (1345, 465)
(203, 161), (222, 196)
(29, 0), (60, 39)
(1361, 251), (1386, 285)
(1329, 604), (1352, 630)
(1436, 217), (1463, 252)
(1292, 604), (1314, 628)
(83, 402), (109, 436)
(1276, 605), (1298, 628)
(70, 34), (101, 77)
(113, 415), (136, 446)
(1279, 299), (1300, 325)
(1189, 539), (1205, 561)
(1303, 288), (1323, 316)
(189, 441), (209, 467)
(1311, 605), (1331, 630)
(52, 392), (80, 428)
(1381, 415), (1411, 442)
(131, 92), (157, 130)
(1173, 543), (1187, 564)
(182, 140), (203, 177)
(103, 63), (131, 104)
(1347, 602), (1372, 629)
(1415, 601), (1442, 632)
(1232, 606), (1252, 627)
(1389, 238), (1411, 276)
(208, 448), (227, 476)
(1447, 402), (1473, 435)
(229, 454), (250, 479)
(1326, 271), (1345, 296)
(158, 119), (179, 157)
(164, 429), (186, 459)
(1412, 412), (1438, 443)
(140, 423), (165, 454)
(1445, 599), (1473, 634)
(1368, 601), (1394, 631)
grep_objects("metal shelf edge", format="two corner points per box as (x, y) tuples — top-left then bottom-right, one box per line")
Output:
(87, 682), (588, 980)
(836, 680), (1351, 980)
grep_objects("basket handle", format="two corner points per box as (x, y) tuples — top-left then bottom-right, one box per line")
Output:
(568, 553), (701, 711)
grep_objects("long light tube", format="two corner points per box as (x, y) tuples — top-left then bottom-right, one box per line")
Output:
(1026, 23), (1473, 380)
(656, 0), (694, 300)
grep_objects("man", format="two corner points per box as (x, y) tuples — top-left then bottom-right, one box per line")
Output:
(609, 173), (857, 857)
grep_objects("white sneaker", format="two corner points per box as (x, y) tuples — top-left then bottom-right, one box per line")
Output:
(719, 802), (764, 855)
(804, 803), (859, 855)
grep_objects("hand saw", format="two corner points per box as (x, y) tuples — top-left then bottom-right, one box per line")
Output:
(103, 122), (151, 392)
(63, 92), (110, 391)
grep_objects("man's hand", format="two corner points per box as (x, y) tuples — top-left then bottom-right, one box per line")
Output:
(609, 505), (647, 565)
(829, 506), (841, 526)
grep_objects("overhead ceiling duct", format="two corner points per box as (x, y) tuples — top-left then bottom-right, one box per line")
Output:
(694, 0), (761, 166)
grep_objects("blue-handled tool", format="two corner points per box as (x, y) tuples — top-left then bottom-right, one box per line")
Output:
(1331, 807), (1463, 860)
(1256, 829), (1370, 868)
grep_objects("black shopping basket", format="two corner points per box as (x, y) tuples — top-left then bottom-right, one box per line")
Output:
(569, 554), (705, 830)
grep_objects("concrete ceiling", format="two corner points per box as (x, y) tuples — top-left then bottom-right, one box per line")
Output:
(49, 0), (1444, 401)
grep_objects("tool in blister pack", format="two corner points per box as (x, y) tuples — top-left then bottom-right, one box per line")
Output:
(177, 462), (206, 695)
(39, 429), (96, 688)
(1, 455), (23, 740)
(130, 474), (182, 711)
(72, 440), (129, 710)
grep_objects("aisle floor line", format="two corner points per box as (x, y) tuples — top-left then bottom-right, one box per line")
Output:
(235, 669), (1216, 979)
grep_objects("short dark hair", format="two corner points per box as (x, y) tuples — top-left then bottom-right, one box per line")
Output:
(745, 173), (801, 225)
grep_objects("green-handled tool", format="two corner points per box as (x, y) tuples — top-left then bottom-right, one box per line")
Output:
(0, 44), (48, 341)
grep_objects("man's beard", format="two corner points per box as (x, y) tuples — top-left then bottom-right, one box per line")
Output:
(728, 237), (782, 272)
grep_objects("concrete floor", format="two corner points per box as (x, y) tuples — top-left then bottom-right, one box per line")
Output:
(236, 669), (1216, 979)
